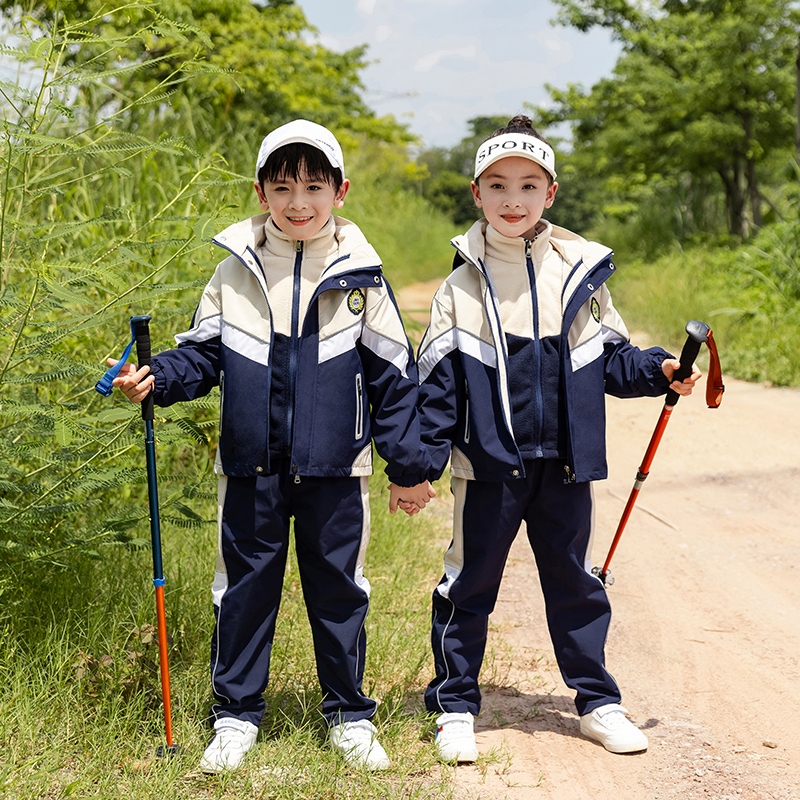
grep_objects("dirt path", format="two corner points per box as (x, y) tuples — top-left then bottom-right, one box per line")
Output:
(396, 281), (800, 800)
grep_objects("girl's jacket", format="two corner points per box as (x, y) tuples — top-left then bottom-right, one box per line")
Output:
(150, 213), (428, 487)
(417, 219), (671, 484)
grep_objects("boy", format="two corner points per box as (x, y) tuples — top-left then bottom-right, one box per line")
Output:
(401, 116), (700, 761)
(112, 119), (434, 773)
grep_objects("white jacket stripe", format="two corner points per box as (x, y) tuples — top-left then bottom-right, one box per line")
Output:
(175, 313), (221, 345)
(570, 325), (627, 372)
(361, 326), (410, 379)
(319, 320), (363, 364)
(419, 328), (497, 383)
(222, 324), (270, 365)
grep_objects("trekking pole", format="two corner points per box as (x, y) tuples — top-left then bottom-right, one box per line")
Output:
(593, 320), (724, 586)
(130, 315), (180, 758)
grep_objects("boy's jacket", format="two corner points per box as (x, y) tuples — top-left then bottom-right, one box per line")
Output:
(417, 219), (671, 484)
(150, 213), (428, 486)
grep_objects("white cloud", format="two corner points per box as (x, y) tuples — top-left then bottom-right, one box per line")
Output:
(297, 0), (621, 146)
(414, 45), (478, 73)
(357, 0), (378, 15)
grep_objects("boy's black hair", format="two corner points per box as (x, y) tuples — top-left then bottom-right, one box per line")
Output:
(484, 115), (555, 186)
(257, 142), (344, 192)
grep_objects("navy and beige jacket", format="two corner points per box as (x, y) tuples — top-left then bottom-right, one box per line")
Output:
(417, 219), (671, 484)
(150, 213), (428, 487)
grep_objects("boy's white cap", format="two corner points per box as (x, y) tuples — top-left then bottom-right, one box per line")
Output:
(254, 119), (345, 182)
(474, 133), (557, 180)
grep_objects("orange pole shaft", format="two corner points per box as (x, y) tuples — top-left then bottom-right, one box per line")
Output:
(154, 584), (174, 747)
(600, 403), (675, 579)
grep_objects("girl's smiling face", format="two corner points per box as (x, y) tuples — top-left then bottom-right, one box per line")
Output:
(471, 156), (558, 239)
(255, 165), (349, 240)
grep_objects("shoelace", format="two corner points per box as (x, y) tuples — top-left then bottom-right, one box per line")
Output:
(439, 718), (472, 738)
(340, 723), (374, 745)
(216, 726), (248, 747)
(597, 709), (628, 729)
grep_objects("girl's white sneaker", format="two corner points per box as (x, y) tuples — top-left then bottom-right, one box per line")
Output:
(579, 704), (648, 753)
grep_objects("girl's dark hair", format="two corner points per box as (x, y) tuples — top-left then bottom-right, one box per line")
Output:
(484, 115), (555, 185)
(257, 142), (343, 191)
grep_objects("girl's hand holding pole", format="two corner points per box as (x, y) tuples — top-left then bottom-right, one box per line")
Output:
(661, 357), (702, 397)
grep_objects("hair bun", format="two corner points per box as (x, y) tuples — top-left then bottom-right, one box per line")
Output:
(506, 115), (533, 130)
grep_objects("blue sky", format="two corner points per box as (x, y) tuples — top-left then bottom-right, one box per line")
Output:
(298, 0), (620, 148)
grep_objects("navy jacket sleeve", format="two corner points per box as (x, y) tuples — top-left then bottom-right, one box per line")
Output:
(150, 338), (221, 407)
(603, 342), (673, 398)
(359, 281), (430, 488)
(416, 291), (461, 483)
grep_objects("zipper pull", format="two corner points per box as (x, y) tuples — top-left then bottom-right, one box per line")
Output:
(564, 464), (576, 483)
(525, 240), (533, 259)
(295, 240), (302, 252)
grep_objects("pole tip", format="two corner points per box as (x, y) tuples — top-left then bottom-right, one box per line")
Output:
(156, 743), (183, 759)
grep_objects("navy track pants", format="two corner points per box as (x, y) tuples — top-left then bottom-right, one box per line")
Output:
(210, 469), (377, 727)
(425, 460), (621, 717)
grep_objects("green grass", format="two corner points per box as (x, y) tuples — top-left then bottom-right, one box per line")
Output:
(610, 242), (800, 387)
(0, 464), (459, 799)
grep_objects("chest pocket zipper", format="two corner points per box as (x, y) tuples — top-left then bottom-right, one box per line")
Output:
(355, 373), (364, 440)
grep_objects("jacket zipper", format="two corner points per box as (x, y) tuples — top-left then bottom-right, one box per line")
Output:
(464, 378), (470, 443)
(289, 240), (303, 480)
(354, 373), (364, 440)
(525, 239), (544, 459)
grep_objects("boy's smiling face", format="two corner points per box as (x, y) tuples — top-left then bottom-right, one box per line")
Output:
(255, 164), (349, 240)
(471, 156), (557, 239)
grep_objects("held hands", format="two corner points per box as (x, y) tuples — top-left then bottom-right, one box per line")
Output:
(107, 358), (154, 404)
(661, 358), (702, 397)
(389, 481), (436, 517)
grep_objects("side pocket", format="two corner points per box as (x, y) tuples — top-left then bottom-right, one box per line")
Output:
(354, 373), (364, 440)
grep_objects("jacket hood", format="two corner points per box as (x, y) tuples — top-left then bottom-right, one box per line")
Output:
(452, 218), (613, 278)
(213, 213), (381, 277)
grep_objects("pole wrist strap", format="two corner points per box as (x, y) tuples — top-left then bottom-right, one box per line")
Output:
(95, 319), (137, 397)
(705, 329), (724, 408)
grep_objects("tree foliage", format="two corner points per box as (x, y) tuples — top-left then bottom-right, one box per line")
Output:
(548, 0), (799, 237)
(1, 0), (410, 144)
(416, 116), (507, 227)
(0, 9), (233, 582)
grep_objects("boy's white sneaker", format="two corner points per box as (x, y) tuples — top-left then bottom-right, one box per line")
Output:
(329, 719), (391, 771)
(198, 717), (259, 773)
(579, 704), (648, 753)
(434, 712), (479, 762)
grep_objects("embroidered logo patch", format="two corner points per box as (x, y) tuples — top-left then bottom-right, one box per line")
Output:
(591, 297), (601, 323)
(347, 288), (365, 315)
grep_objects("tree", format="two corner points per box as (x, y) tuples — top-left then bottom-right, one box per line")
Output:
(0, 0), (410, 146)
(549, 0), (799, 236)
(417, 116), (507, 226)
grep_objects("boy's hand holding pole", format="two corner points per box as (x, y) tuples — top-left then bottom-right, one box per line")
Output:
(107, 358), (154, 404)
(389, 481), (436, 516)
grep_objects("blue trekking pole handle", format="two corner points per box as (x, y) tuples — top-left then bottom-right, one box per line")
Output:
(131, 315), (164, 583)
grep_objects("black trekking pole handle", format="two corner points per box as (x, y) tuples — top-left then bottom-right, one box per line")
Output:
(664, 320), (709, 406)
(131, 315), (155, 422)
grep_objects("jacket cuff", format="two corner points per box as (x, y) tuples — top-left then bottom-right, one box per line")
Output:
(644, 347), (673, 393)
(384, 470), (429, 488)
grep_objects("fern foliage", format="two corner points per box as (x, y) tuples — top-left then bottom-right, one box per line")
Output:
(0, 7), (229, 582)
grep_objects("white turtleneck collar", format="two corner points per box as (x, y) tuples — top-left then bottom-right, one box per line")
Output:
(261, 214), (339, 260)
(485, 219), (554, 264)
